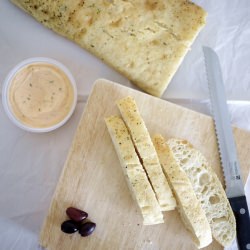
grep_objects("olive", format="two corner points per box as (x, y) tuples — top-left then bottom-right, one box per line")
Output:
(61, 220), (79, 234)
(79, 222), (96, 237)
(66, 207), (88, 222)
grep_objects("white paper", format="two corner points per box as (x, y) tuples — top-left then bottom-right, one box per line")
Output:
(1, 1), (250, 249)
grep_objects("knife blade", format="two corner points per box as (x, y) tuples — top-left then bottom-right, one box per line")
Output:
(203, 46), (250, 250)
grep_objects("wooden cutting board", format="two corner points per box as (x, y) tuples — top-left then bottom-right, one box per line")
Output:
(40, 79), (250, 250)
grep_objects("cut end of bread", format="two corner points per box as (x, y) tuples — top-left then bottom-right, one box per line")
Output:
(153, 134), (212, 249)
(167, 138), (236, 247)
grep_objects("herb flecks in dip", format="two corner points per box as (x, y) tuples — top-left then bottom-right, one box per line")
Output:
(8, 63), (74, 128)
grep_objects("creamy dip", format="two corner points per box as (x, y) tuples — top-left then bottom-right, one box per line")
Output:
(8, 63), (74, 128)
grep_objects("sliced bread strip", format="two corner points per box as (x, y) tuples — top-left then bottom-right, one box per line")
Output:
(105, 115), (163, 225)
(153, 134), (212, 249)
(167, 138), (236, 247)
(117, 96), (176, 211)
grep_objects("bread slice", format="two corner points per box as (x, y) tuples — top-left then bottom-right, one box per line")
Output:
(117, 96), (176, 211)
(167, 138), (236, 247)
(153, 134), (212, 248)
(105, 115), (163, 225)
(12, 0), (206, 96)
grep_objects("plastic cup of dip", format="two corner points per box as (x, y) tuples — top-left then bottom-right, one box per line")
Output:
(2, 57), (77, 133)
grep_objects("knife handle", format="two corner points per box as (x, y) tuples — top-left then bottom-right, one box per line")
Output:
(229, 196), (250, 250)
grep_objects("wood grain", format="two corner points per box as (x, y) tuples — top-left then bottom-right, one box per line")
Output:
(40, 79), (250, 250)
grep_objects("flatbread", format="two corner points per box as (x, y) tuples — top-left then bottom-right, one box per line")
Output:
(12, 0), (206, 96)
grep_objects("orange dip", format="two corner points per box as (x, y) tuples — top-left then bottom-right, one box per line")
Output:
(8, 63), (74, 128)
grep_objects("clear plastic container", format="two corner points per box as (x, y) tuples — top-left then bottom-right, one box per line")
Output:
(2, 57), (77, 133)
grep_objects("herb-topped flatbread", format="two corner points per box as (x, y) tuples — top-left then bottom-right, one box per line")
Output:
(12, 0), (206, 96)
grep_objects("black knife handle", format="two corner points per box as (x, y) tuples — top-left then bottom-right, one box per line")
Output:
(229, 196), (250, 250)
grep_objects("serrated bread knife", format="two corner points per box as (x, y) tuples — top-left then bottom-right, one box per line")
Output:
(203, 47), (250, 250)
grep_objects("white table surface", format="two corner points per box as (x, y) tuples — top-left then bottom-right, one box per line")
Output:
(1, 1), (250, 249)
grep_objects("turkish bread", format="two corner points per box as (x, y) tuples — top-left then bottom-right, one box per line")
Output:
(117, 96), (176, 211)
(153, 134), (212, 249)
(105, 115), (163, 225)
(167, 138), (236, 247)
(12, 0), (207, 96)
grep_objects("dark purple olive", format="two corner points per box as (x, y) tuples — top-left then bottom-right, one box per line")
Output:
(61, 220), (79, 234)
(79, 222), (96, 237)
(66, 207), (88, 222)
